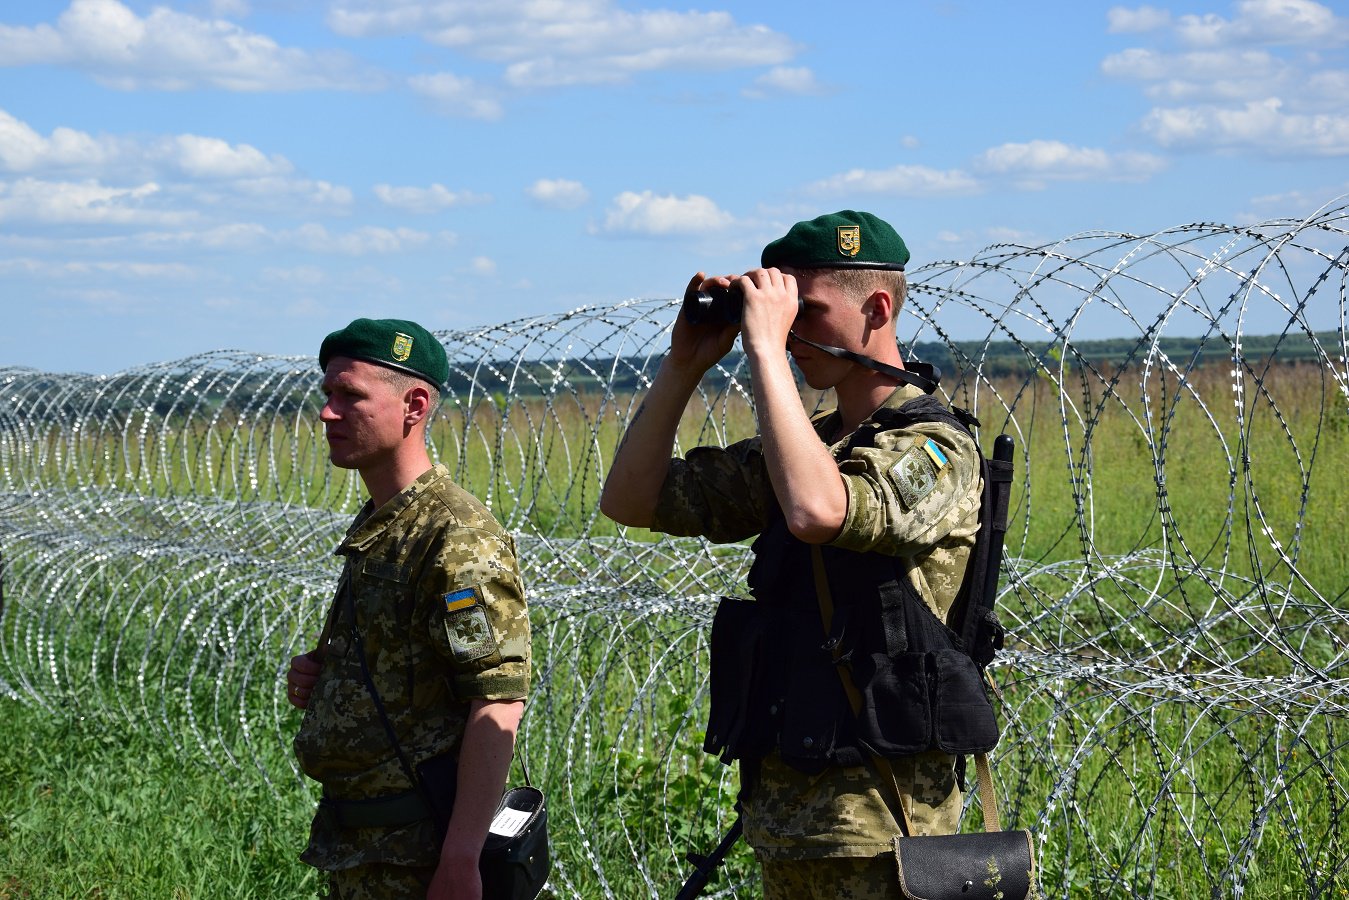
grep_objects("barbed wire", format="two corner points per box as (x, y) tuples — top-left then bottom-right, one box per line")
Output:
(1, 198), (1347, 897)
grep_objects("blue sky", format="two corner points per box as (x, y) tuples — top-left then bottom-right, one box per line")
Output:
(0, 0), (1346, 374)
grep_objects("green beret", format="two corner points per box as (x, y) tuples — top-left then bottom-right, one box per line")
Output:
(318, 317), (448, 389)
(761, 210), (909, 271)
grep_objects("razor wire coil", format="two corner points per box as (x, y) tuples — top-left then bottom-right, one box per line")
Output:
(2, 199), (1348, 898)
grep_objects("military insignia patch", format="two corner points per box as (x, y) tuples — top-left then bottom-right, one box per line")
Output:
(837, 224), (861, 257)
(891, 442), (942, 508)
(392, 332), (414, 362)
(921, 438), (949, 470)
(443, 587), (497, 662)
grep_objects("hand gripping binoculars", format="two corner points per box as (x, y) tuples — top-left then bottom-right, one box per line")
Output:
(682, 282), (804, 326)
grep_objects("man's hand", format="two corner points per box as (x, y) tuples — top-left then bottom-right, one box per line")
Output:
(285, 649), (322, 709)
(669, 272), (739, 374)
(426, 849), (481, 900)
(736, 267), (800, 359)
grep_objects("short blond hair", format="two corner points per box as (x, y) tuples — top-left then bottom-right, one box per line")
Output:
(800, 268), (907, 320)
(375, 366), (442, 409)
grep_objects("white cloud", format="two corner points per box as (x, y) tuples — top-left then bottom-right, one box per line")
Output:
(469, 256), (496, 275)
(287, 223), (433, 254)
(975, 140), (1168, 187)
(0, 177), (185, 225)
(0, 0), (379, 91)
(0, 109), (296, 181)
(527, 178), (590, 209)
(162, 134), (292, 179)
(0, 109), (114, 172)
(1103, 0), (1349, 157)
(374, 183), (490, 213)
(0, 108), (357, 220)
(408, 72), (503, 120)
(1172, 0), (1346, 48)
(1107, 5), (1173, 34)
(600, 190), (733, 235)
(0, 256), (195, 279)
(743, 66), (824, 99)
(178, 175), (354, 221)
(331, 0), (797, 88)
(808, 164), (980, 197)
(1142, 97), (1349, 155)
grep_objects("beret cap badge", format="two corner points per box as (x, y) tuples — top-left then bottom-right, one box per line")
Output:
(837, 225), (861, 258)
(392, 333), (413, 362)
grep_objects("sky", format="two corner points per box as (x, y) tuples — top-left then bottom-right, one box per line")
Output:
(0, 0), (1346, 374)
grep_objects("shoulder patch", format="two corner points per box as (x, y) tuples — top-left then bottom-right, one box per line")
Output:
(891, 443), (941, 508)
(443, 587), (498, 662)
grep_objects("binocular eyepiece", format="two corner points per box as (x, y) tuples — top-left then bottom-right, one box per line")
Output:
(682, 282), (804, 326)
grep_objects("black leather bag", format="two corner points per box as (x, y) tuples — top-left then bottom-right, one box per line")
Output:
(480, 786), (550, 900)
(894, 829), (1036, 900)
(347, 587), (549, 898)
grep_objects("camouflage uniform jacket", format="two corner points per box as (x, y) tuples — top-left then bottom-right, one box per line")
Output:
(294, 463), (531, 871)
(651, 384), (982, 858)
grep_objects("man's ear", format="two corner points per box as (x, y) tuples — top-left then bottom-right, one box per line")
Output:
(404, 384), (432, 426)
(862, 290), (893, 329)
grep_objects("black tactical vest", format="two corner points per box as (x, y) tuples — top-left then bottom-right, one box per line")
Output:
(702, 397), (1000, 773)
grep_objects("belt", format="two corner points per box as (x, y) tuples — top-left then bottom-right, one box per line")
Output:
(320, 790), (434, 829)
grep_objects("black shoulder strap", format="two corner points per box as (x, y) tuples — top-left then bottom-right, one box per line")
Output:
(344, 577), (424, 790)
(848, 396), (1014, 663)
(949, 435), (1014, 664)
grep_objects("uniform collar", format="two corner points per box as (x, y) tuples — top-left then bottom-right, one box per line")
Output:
(813, 384), (926, 448)
(336, 463), (449, 555)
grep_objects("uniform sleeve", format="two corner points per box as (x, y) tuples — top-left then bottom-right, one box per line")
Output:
(830, 421), (982, 557)
(420, 526), (531, 701)
(649, 436), (774, 543)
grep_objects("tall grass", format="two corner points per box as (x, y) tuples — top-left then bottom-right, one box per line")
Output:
(2, 359), (1345, 897)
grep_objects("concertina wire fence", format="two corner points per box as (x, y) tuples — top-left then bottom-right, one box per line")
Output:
(1, 198), (1347, 898)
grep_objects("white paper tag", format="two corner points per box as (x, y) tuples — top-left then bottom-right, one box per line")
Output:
(489, 807), (531, 837)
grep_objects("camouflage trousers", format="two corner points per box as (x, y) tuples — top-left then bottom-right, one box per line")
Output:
(323, 862), (434, 899)
(759, 853), (902, 900)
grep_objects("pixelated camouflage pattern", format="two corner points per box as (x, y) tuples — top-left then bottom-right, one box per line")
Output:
(759, 853), (905, 900)
(322, 861), (434, 898)
(651, 385), (980, 857)
(744, 750), (960, 859)
(294, 463), (531, 871)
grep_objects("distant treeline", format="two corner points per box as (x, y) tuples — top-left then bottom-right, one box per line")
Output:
(8, 331), (1336, 418)
(488, 328), (1340, 395)
(907, 329), (1339, 381)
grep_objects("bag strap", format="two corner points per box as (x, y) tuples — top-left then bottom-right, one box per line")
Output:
(344, 571), (426, 792)
(810, 545), (1003, 836)
(345, 573), (533, 795)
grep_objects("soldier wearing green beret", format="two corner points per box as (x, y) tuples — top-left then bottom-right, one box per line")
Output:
(602, 212), (984, 898)
(286, 318), (532, 899)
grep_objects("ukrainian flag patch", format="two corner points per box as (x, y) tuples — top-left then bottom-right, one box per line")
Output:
(444, 587), (480, 613)
(922, 439), (949, 470)
(443, 586), (497, 662)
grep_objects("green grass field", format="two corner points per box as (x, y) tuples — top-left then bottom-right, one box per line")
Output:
(2, 360), (1346, 898)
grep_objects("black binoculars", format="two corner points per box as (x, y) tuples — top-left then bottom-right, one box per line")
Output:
(682, 282), (803, 326)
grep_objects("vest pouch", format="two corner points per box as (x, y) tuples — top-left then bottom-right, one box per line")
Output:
(930, 649), (999, 754)
(849, 649), (932, 756)
(704, 596), (781, 763)
(776, 609), (849, 772)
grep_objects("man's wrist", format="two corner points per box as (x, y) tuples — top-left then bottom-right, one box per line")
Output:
(438, 837), (482, 866)
(656, 355), (708, 390)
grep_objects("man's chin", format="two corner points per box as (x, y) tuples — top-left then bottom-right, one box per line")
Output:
(326, 449), (359, 470)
